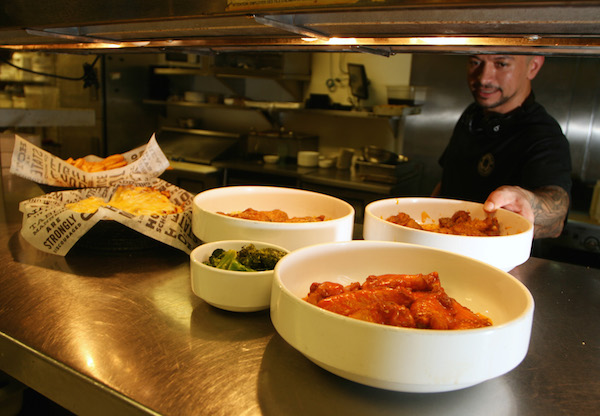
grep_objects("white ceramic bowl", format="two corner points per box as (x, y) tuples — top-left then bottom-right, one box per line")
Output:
(318, 158), (334, 168)
(271, 240), (534, 393)
(263, 154), (280, 164)
(363, 197), (533, 271)
(192, 186), (355, 251)
(190, 240), (289, 312)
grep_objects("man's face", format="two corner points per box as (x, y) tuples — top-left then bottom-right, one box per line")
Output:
(467, 55), (537, 114)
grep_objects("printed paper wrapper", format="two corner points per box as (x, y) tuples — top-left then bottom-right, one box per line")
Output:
(10, 133), (169, 188)
(19, 178), (200, 256)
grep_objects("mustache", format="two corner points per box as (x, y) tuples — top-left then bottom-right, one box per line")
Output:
(472, 82), (501, 91)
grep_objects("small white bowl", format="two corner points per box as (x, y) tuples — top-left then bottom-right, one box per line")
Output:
(190, 240), (289, 312)
(192, 186), (355, 251)
(271, 240), (534, 392)
(318, 158), (334, 168)
(263, 154), (280, 164)
(363, 197), (533, 271)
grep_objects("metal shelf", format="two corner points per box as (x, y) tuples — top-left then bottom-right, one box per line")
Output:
(0, 108), (95, 127)
(142, 99), (420, 119)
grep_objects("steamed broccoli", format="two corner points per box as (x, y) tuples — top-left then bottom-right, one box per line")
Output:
(205, 248), (254, 271)
(237, 244), (286, 271)
(204, 244), (286, 272)
(205, 248), (226, 267)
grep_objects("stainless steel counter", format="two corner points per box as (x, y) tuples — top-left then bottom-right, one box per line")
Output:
(1, 176), (599, 416)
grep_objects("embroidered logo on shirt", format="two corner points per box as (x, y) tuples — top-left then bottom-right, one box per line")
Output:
(478, 153), (495, 177)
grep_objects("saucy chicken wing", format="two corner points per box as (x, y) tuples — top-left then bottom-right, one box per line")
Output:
(304, 272), (492, 330)
(361, 272), (441, 292)
(218, 208), (327, 223)
(386, 210), (500, 236)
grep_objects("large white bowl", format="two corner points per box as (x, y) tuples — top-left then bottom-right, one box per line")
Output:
(190, 240), (289, 312)
(192, 186), (355, 251)
(270, 240), (534, 393)
(363, 197), (533, 271)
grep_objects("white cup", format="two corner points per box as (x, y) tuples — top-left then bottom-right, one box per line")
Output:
(297, 151), (319, 167)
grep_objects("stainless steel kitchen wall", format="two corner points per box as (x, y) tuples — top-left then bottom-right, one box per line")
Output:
(403, 54), (600, 207)
(103, 54), (161, 155)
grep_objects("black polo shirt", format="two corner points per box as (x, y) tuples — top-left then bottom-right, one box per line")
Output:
(439, 93), (572, 203)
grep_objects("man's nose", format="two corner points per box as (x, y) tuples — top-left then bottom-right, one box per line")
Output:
(477, 62), (495, 83)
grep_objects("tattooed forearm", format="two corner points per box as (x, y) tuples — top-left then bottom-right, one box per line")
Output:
(529, 186), (570, 238)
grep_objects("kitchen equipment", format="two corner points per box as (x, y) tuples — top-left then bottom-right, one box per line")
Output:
(532, 211), (600, 268)
(157, 128), (242, 165)
(192, 186), (354, 251)
(270, 240), (534, 392)
(245, 128), (318, 162)
(355, 159), (417, 184)
(336, 148), (354, 170)
(362, 145), (406, 165)
(190, 240), (289, 312)
(363, 197), (533, 272)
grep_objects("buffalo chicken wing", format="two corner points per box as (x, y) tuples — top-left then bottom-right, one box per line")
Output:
(386, 210), (500, 236)
(304, 272), (492, 330)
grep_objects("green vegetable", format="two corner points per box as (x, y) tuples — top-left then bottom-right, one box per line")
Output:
(237, 244), (286, 271)
(205, 248), (226, 267)
(204, 244), (286, 272)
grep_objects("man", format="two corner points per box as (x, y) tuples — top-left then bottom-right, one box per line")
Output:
(433, 54), (572, 238)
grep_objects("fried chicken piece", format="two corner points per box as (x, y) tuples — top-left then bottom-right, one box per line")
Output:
(410, 290), (492, 330)
(304, 281), (360, 305)
(232, 208), (290, 222)
(438, 210), (500, 236)
(410, 291), (453, 329)
(305, 270), (493, 330)
(361, 272), (441, 292)
(285, 215), (327, 222)
(219, 208), (327, 222)
(385, 212), (423, 230)
(449, 299), (493, 329)
(304, 282), (345, 305)
(349, 301), (416, 328)
(317, 287), (414, 317)
(390, 210), (501, 236)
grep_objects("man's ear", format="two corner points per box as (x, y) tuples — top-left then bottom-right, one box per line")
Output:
(527, 56), (545, 80)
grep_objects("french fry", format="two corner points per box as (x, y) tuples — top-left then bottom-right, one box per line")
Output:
(101, 154), (125, 165)
(88, 164), (106, 172)
(64, 153), (128, 172)
(105, 160), (128, 170)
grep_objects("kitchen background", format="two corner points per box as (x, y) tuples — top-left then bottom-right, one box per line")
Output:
(1, 50), (599, 266)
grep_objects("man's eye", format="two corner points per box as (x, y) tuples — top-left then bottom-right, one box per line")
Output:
(496, 62), (509, 68)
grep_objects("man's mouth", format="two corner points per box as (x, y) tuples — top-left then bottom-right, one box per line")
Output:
(474, 84), (501, 99)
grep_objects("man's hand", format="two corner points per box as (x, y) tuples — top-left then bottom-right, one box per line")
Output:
(484, 185), (569, 238)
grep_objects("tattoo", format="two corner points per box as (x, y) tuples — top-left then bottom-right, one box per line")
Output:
(530, 186), (570, 239)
